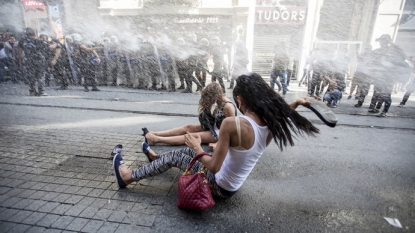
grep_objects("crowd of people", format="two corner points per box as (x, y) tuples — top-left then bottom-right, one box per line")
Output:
(0, 27), (249, 96)
(1, 27), (413, 115)
(294, 34), (414, 116)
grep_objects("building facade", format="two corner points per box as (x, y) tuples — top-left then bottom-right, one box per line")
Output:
(5, 0), (414, 80)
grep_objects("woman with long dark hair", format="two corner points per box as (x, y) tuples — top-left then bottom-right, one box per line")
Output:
(113, 73), (319, 198)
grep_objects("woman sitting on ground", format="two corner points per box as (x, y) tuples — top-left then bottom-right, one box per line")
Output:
(143, 82), (236, 148)
(113, 73), (320, 198)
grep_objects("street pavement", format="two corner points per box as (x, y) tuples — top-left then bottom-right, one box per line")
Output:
(0, 79), (414, 232)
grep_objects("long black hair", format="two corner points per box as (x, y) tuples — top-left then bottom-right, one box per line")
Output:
(233, 73), (319, 151)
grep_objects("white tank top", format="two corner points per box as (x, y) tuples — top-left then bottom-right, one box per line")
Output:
(215, 116), (270, 191)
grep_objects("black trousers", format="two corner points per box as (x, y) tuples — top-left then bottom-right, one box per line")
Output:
(51, 62), (67, 88)
(286, 69), (292, 86)
(184, 65), (202, 91)
(310, 70), (323, 96)
(369, 83), (393, 113)
(401, 81), (415, 105)
(211, 67), (225, 93)
(78, 61), (97, 89)
(356, 72), (371, 104)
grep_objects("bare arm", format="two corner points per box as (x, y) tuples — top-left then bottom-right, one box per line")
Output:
(222, 101), (237, 117)
(91, 49), (100, 64)
(50, 48), (61, 66)
(208, 101), (236, 151)
(80, 44), (100, 64)
(48, 42), (57, 49)
(185, 118), (235, 174)
(80, 44), (101, 52)
(288, 97), (311, 109)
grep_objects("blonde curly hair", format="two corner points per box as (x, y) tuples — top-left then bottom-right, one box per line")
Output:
(198, 82), (224, 114)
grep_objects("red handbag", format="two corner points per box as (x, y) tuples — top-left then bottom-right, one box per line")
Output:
(177, 153), (215, 210)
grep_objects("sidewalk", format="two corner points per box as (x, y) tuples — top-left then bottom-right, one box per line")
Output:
(0, 81), (415, 232)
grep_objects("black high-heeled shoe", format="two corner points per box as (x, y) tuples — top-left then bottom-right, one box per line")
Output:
(142, 127), (149, 143)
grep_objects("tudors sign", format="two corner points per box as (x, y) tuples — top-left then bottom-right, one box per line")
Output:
(255, 7), (307, 24)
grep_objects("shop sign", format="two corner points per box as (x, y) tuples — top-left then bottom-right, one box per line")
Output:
(22, 0), (46, 11)
(173, 17), (223, 24)
(255, 7), (307, 24)
(49, 4), (63, 38)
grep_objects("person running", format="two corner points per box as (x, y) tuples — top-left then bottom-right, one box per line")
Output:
(112, 73), (319, 199)
(142, 82), (236, 149)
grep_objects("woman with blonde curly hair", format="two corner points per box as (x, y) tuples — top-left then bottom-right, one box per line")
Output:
(142, 82), (237, 149)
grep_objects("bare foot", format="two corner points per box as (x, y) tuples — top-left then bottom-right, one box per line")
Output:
(148, 148), (158, 161)
(145, 132), (158, 146)
(119, 164), (133, 185)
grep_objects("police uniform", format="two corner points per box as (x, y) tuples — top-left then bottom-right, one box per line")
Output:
(74, 42), (99, 91)
(18, 36), (49, 96)
(210, 44), (226, 93)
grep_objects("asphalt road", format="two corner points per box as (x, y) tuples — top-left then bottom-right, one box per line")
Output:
(0, 81), (414, 232)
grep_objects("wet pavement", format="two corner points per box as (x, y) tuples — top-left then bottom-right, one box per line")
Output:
(0, 79), (414, 232)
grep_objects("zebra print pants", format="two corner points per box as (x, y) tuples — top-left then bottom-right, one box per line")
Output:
(131, 147), (228, 198)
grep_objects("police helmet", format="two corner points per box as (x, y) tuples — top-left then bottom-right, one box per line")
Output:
(72, 33), (83, 42)
(177, 38), (186, 46)
(65, 35), (73, 42)
(375, 34), (392, 42)
(185, 33), (197, 43)
(199, 38), (209, 47)
(38, 31), (48, 37)
(145, 36), (154, 44)
(210, 36), (221, 45)
(136, 34), (144, 43)
(110, 36), (118, 43)
(25, 27), (35, 36)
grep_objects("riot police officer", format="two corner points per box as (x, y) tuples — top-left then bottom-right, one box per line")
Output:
(18, 27), (59, 96)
